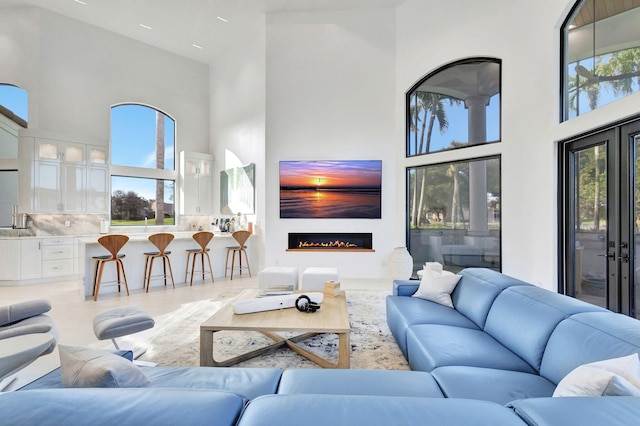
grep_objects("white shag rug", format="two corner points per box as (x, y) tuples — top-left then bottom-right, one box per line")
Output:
(137, 289), (409, 370)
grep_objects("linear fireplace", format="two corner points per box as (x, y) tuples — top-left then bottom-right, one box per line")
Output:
(287, 232), (374, 252)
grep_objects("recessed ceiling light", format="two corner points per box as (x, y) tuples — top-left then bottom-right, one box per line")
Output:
(74, 0), (87, 5)
(139, 24), (152, 30)
(216, 16), (228, 23)
(192, 44), (203, 50)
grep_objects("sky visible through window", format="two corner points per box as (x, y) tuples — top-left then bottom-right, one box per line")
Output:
(408, 93), (500, 156)
(111, 104), (175, 201)
(0, 85), (28, 121)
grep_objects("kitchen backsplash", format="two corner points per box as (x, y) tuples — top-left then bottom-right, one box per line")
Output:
(0, 214), (216, 237)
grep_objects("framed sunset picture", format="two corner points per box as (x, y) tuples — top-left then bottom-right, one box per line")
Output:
(279, 160), (382, 219)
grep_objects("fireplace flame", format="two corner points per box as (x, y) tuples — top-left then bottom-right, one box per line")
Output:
(298, 239), (359, 249)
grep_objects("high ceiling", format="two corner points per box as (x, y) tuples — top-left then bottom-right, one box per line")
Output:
(0, 0), (405, 65)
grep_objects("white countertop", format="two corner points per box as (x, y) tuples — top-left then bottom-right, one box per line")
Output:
(0, 232), (234, 242)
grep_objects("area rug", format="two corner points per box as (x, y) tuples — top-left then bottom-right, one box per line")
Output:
(137, 289), (409, 370)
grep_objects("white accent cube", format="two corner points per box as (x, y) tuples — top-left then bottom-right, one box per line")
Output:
(258, 267), (299, 294)
(301, 267), (339, 291)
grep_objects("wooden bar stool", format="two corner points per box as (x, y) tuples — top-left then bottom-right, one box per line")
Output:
(92, 234), (129, 301)
(143, 233), (175, 292)
(184, 231), (214, 285)
(225, 230), (252, 280)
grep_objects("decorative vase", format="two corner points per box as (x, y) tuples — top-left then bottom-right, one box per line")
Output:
(390, 247), (413, 280)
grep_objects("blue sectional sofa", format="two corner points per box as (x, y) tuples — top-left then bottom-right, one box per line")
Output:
(2, 268), (640, 425)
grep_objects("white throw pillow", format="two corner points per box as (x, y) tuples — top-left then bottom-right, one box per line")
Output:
(59, 345), (150, 388)
(412, 269), (461, 308)
(553, 353), (640, 397)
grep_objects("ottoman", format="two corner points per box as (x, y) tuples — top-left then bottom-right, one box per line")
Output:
(93, 306), (155, 357)
(258, 267), (299, 295)
(301, 267), (339, 291)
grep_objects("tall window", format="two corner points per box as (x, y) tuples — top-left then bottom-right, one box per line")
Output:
(407, 157), (501, 274)
(406, 58), (501, 156)
(562, 0), (640, 120)
(0, 84), (27, 227)
(110, 104), (176, 226)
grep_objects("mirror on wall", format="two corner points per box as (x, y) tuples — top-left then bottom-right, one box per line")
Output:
(220, 163), (255, 215)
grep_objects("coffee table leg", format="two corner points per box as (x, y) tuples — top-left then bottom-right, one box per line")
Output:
(337, 331), (351, 369)
(200, 329), (214, 366)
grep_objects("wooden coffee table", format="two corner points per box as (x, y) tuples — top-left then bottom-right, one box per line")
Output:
(200, 289), (350, 368)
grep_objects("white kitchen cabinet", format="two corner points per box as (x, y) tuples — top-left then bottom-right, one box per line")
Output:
(19, 131), (109, 214)
(0, 240), (21, 280)
(33, 140), (85, 213)
(20, 239), (42, 280)
(86, 146), (109, 213)
(41, 238), (74, 278)
(180, 151), (213, 215)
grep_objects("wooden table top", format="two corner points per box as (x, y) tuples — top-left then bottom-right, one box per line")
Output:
(201, 289), (350, 334)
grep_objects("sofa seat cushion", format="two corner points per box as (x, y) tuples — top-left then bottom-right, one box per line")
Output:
(0, 388), (246, 426)
(386, 296), (479, 357)
(19, 364), (282, 400)
(277, 369), (444, 397)
(432, 366), (556, 405)
(406, 324), (536, 373)
(142, 366), (282, 399)
(238, 394), (527, 426)
(507, 396), (640, 426)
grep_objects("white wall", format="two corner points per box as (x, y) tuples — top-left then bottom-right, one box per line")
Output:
(0, 7), (209, 152)
(263, 9), (397, 278)
(209, 14), (267, 273)
(396, 0), (640, 289)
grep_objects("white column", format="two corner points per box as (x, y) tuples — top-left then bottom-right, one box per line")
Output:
(465, 96), (489, 236)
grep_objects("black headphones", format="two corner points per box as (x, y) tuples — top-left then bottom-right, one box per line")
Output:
(295, 295), (320, 313)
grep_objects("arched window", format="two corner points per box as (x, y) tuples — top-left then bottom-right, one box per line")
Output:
(562, 0), (640, 120)
(110, 104), (176, 226)
(406, 58), (501, 157)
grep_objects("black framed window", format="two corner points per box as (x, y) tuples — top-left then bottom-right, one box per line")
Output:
(406, 58), (501, 157)
(561, 0), (640, 121)
(407, 156), (501, 274)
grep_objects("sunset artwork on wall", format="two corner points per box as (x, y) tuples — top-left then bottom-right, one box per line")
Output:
(279, 160), (382, 219)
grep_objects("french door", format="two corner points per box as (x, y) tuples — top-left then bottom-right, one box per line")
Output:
(561, 117), (640, 318)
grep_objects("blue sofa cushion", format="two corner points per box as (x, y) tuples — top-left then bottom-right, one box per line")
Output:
(406, 324), (536, 373)
(540, 312), (640, 385)
(277, 369), (444, 397)
(483, 286), (605, 371)
(431, 366), (557, 405)
(507, 396), (640, 426)
(20, 365), (282, 400)
(238, 394), (527, 426)
(386, 295), (479, 357)
(0, 388), (245, 426)
(452, 268), (531, 329)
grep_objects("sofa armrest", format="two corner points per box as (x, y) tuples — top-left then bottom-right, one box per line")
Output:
(393, 280), (419, 296)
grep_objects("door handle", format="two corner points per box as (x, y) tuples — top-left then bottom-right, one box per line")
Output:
(619, 253), (631, 263)
(597, 252), (616, 260)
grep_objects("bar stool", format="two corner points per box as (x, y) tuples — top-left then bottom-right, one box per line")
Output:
(143, 233), (175, 292)
(184, 231), (214, 285)
(225, 230), (252, 279)
(92, 234), (129, 301)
